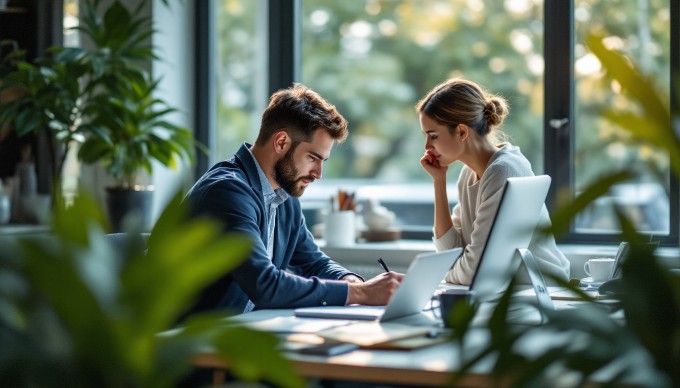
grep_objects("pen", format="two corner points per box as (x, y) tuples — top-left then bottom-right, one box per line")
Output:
(378, 257), (390, 272)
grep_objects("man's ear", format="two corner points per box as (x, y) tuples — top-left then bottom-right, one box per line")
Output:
(272, 131), (290, 155)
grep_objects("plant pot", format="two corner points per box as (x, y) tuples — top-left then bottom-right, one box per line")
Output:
(106, 186), (154, 232)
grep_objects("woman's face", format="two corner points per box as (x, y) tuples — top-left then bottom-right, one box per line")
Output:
(419, 113), (464, 166)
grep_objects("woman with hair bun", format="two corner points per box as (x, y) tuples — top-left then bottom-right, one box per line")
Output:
(416, 78), (569, 285)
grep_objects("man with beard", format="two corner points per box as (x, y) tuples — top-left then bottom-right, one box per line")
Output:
(182, 84), (403, 317)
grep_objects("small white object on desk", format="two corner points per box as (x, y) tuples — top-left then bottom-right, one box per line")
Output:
(361, 198), (401, 241)
(362, 198), (395, 230)
(583, 257), (616, 282)
(579, 277), (605, 291)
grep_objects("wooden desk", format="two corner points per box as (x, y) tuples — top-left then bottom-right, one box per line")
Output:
(190, 306), (658, 387)
(191, 309), (497, 387)
(193, 346), (494, 387)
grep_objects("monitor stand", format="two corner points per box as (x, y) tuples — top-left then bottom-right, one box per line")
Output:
(515, 248), (555, 323)
(473, 249), (555, 327)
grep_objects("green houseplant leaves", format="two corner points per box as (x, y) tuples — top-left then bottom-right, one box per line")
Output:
(0, 0), (196, 190)
(73, 0), (196, 188)
(0, 190), (305, 387)
(0, 43), (89, 191)
(77, 75), (194, 187)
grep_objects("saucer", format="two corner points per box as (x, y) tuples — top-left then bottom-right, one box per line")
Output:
(579, 277), (605, 288)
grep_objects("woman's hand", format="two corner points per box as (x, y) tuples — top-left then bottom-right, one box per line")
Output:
(420, 150), (448, 181)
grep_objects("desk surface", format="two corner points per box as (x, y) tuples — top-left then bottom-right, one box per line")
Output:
(194, 309), (496, 387)
(0, 223), (50, 235)
(191, 304), (657, 387)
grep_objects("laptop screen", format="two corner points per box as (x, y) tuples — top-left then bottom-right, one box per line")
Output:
(294, 248), (462, 321)
(468, 175), (552, 302)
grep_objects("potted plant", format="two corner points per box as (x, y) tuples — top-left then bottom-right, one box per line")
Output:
(75, 0), (196, 231)
(0, 39), (87, 211)
(0, 0), (196, 231)
(78, 71), (194, 231)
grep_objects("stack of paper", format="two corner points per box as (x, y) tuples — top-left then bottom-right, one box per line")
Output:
(316, 322), (435, 347)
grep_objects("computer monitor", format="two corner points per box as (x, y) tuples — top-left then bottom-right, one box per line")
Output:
(469, 175), (552, 302)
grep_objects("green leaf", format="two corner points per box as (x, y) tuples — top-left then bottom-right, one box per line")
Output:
(119, 192), (251, 332)
(0, 99), (21, 126)
(19, 240), (130, 386)
(586, 33), (680, 177)
(78, 138), (112, 163)
(14, 107), (42, 136)
(56, 47), (88, 63)
(102, 1), (133, 46)
(211, 326), (305, 387)
(586, 34), (668, 126)
(51, 191), (109, 244)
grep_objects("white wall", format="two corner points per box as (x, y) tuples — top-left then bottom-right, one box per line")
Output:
(151, 0), (195, 220)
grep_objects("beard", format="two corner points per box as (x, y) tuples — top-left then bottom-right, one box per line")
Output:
(274, 148), (315, 197)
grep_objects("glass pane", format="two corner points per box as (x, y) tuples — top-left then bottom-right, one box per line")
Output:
(61, 0), (80, 204)
(300, 0), (545, 181)
(573, 0), (671, 235)
(63, 0), (79, 47)
(214, 0), (267, 162)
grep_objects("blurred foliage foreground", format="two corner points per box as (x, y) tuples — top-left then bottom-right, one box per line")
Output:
(444, 34), (680, 387)
(0, 192), (304, 387)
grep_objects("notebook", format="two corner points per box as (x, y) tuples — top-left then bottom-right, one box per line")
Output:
(294, 248), (463, 322)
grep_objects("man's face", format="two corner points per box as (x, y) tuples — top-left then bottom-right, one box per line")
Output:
(274, 130), (334, 197)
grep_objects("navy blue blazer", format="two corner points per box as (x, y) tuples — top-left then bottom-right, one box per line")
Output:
(184, 143), (356, 315)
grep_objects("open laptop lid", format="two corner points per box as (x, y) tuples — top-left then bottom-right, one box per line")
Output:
(380, 247), (462, 321)
(294, 247), (462, 321)
(468, 175), (552, 302)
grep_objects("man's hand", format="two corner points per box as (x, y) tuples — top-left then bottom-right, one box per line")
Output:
(347, 272), (404, 305)
(341, 274), (363, 283)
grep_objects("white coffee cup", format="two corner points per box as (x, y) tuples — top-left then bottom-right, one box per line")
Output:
(584, 258), (616, 282)
(324, 211), (356, 246)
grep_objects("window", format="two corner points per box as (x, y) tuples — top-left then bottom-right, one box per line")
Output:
(213, 0), (268, 162)
(546, 0), (677, 244)
(572, 0), (672, 237)
(299, 0), (544, 180)
(201, 0), (678, 244)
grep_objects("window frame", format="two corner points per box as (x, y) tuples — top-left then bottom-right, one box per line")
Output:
(195, 0), (680, 246)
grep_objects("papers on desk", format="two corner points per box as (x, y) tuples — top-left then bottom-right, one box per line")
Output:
(513, 286), (609, 301)
(243, 316), (352, 333)
(315, 322), (436, 348)
(549, 288), (608, 301)
(243, 316), (449, 350)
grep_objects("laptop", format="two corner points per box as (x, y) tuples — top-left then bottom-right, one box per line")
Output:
(294, 248), (463, 322)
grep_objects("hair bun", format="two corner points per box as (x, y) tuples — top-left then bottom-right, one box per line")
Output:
(484, 98), (507, 127)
